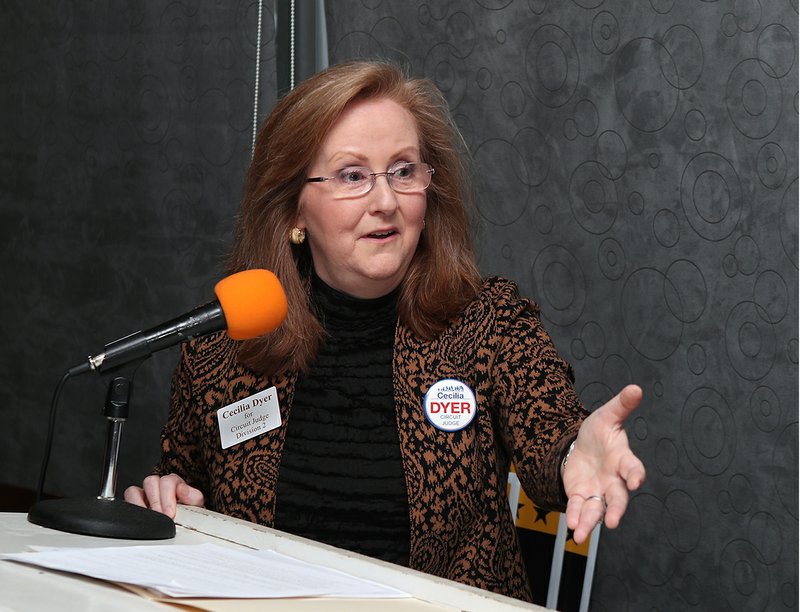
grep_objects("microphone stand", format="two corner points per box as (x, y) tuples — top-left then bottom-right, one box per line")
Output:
(28, 361), (175, 539)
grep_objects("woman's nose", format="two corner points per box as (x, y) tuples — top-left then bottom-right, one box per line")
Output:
(367, 174), (399, 212)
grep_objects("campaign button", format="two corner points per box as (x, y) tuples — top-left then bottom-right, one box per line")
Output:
(424, 379), (477, 432)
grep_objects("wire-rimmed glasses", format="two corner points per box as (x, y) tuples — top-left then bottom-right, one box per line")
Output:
(306, 162), (435, 198)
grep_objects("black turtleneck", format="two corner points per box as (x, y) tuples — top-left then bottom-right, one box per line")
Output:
(274, 274), (411, 566)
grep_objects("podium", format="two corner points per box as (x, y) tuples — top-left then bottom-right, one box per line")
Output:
(1, 506), (551, 611)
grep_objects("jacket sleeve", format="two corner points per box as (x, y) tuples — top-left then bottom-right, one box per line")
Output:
(152, 339), (211, 495)
(486, 279), (588, 511)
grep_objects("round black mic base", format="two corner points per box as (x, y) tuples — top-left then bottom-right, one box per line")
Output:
(28, 497), (176, 540)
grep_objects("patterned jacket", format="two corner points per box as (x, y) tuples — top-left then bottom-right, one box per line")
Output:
(154, 276), (588, 601)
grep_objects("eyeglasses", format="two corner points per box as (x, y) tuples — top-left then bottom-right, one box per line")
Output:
(306, 162), (435, 198)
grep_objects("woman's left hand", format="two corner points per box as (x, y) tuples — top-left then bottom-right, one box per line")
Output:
(561, 384), (646, 544)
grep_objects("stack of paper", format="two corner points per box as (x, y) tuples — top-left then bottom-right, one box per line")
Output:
(3, 543), (410, 599)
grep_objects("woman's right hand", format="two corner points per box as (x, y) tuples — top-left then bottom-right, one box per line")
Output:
(123, 473), (205, 519)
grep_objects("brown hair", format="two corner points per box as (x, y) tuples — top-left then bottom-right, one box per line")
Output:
(228, 60), (482, 376)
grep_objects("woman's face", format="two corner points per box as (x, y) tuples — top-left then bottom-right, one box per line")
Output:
(297, 97), (427, 299)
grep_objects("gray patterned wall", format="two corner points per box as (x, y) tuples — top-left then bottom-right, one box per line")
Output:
(1, 1), (796, 611)
(324, 1), (797, 610)
(0, 2), (276, 500)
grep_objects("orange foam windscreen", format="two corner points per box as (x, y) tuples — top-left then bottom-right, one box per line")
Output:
(214, 269), (288, 340)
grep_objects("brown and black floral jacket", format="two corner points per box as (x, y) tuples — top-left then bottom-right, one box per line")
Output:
(154, 276), (588, 602)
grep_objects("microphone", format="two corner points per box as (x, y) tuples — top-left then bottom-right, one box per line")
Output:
(68, 269), (288, 376)
(28, 269), (287, 541)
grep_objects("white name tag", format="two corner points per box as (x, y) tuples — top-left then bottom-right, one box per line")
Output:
(216, 387), (281, 449)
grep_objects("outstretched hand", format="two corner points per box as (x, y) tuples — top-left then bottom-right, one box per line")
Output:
(562, 384), (646, 543)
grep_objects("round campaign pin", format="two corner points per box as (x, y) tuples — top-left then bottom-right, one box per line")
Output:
(424, 378), (477, 432)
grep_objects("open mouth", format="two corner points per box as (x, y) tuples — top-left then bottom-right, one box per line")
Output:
(367, 230), (396, 239)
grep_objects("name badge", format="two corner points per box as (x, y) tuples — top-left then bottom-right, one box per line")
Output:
(217, 387), (281, 449)
(424, 378), (477, 432)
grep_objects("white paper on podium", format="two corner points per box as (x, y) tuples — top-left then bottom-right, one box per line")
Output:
(3, 543), (411, 599)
